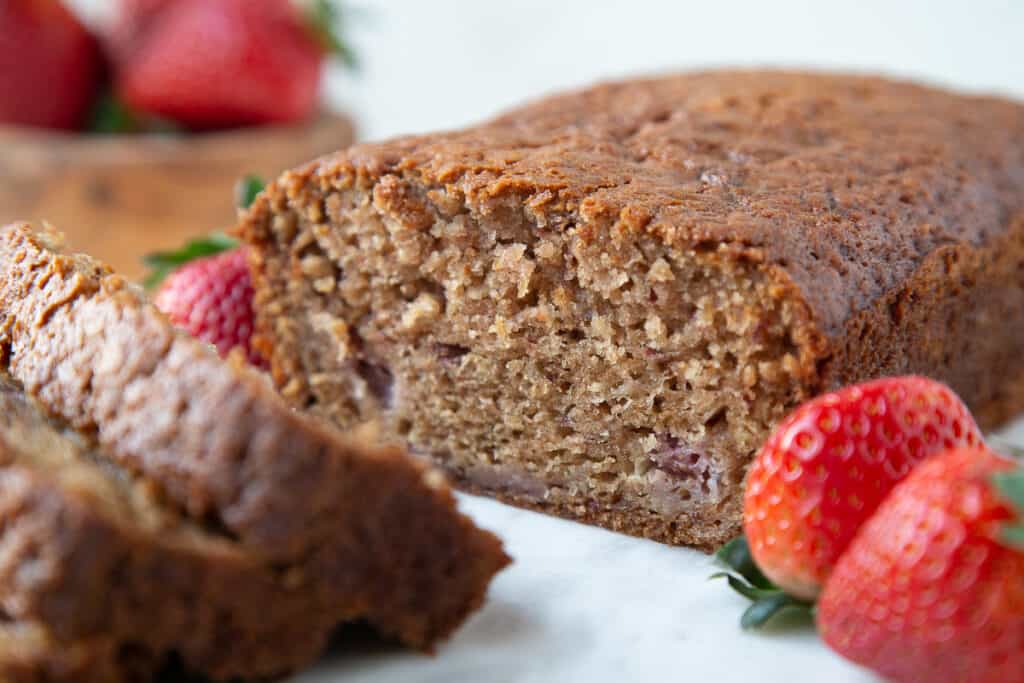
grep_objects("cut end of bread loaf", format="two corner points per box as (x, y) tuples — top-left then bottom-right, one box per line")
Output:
(242, 170), (821, 549)
(240, 70), (1024, 549)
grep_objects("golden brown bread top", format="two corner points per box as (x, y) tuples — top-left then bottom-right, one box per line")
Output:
(269, 70), (1024, 339)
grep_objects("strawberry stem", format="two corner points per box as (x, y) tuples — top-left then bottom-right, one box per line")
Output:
(303, 0), (358, 69)
(88, 92), (183, 135)
(712, 535), (815, 630)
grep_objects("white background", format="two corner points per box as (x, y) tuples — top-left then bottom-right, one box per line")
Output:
(73, 0), (1024, 142)
(321, 0), (1024, 141)
(68, 2), (1024, 681)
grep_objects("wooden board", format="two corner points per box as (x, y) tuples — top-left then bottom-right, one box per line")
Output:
(0, 114), (355, 279)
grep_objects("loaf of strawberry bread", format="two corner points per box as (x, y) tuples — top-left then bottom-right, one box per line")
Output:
(238, 70), (1024, 549)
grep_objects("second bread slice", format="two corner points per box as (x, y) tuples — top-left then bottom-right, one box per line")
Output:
(0, 377), (340, 681)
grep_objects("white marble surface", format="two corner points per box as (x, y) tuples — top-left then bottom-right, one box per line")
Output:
(62, 2), (1024, 680)
(295, 497), (873, 683)
(293, 418), (1024, 683)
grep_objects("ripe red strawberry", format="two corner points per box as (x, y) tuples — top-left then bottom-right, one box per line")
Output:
(114, 0), (350, 129)
(818, 447), (1024, 683)
(0, 0), (103, 130)
(153, 246), (264, 367)
(743, 376), (983, 600)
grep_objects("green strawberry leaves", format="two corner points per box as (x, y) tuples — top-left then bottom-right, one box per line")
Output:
(709, 573), (808, 629)
(716, 535), (774, 589)
(712, 536), (814, 629)
(303, 0), (358, 69)
(234, 175), (266, 210)
(992, 466), (1024, 551)
(142, 175), (263, 288)
(143, 233), (238, 289)
(88, 92), (183, 135)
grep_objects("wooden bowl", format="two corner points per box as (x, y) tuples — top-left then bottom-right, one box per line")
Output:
(0, 113), (354, 279)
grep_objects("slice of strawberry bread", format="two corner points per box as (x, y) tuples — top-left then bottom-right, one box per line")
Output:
(0, 377), (340, 681)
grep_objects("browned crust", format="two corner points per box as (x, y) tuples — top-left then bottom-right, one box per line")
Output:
(248, 70), (1024, 343)
(0, 223), (510, 652)
(820, 215), (1024, 429)
(238, 70), (1024, 547)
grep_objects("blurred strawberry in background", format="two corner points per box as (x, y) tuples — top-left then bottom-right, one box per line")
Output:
(0, 0), (103, 130)
(114, 0), (353, 129)
(0, 0), (354, 134)
(0, 0), (357, 280)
